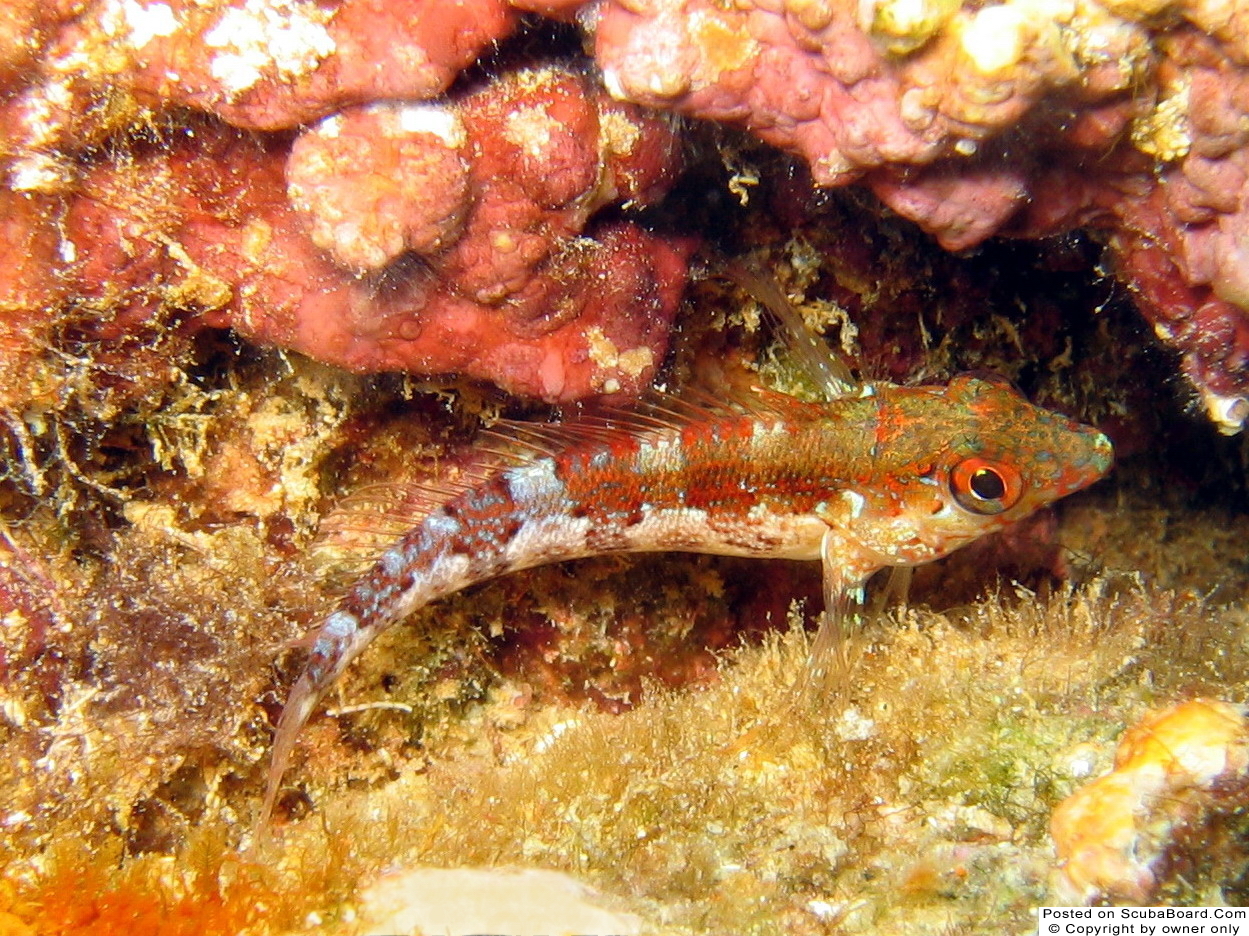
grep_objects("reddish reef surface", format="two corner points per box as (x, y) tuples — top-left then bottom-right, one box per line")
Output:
(3, 0), (1249, 421)
(60, 64), (689, 401)
(0, 0), (1248, 421)
(592, 0), (1249, 430)
(3, 18), (690, 402)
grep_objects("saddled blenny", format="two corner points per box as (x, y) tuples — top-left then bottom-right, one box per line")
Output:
(255, 267), (1112, 836)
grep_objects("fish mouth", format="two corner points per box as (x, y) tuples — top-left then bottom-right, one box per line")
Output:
(1065, 428), (1114, 494)
(1088, 429), (1115, 476)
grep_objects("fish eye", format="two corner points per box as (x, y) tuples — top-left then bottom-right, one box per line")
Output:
(949, 457), (1022, 515)
(969, 468), (1005, 500)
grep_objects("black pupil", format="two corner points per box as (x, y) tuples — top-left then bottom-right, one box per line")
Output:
(969, 468), (1006, 500)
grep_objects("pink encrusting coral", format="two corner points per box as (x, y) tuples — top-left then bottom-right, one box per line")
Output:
(0, 0), (693, 402)
(4, 0), (1249, 418)
(588, 0), (1249, 430)
(261, 63), (691, 399)
(4, 0), (518, 141)
(54, 66), (689, 400)
(3, 18), (691, 401)
(1108, 31), (1249, 432)
(590, 0), (1153, 232)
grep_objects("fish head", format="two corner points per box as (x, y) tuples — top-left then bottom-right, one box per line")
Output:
(835, 374), (1113, 568)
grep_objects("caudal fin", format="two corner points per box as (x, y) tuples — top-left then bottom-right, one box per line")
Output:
(253, 670), (325, 841)
(253, 609), (364, 842)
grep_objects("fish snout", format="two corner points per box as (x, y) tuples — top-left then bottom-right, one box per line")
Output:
(1061, 426), (1114, 495)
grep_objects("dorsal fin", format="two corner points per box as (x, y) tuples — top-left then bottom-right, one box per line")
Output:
(310, 474), (481, 586)
(714, 260), (859, 401)
(309, 437), (535, 584)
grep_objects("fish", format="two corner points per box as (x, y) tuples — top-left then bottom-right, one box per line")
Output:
(255, 370), (1113, 832)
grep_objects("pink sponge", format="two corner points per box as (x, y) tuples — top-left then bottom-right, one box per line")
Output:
(60, 65), (690, 401)
(590, 0), (1249, 429)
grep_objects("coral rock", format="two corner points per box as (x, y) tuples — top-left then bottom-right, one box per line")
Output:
(1107, 32), (1249, 433)
(286, 103), (473, 272)
(591, 0), (1249, 429)
(1051, 699), (1249, 904)
(57, 65), (689, 401)
(592, 0), (1151, 195)
(11, 0), (520, 141)
(8, 0), (1249, 424)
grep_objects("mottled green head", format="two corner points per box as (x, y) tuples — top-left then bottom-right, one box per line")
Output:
(827, 374), (1113, 570)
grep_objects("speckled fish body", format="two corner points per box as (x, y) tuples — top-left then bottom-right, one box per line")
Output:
(259, 375), (1112, 827)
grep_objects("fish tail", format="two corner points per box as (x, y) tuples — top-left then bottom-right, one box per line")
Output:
(253, 511), (500, 840)
(254, 608), (363, 839)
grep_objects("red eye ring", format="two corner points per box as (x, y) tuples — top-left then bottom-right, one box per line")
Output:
(949, 457), (1023, 515)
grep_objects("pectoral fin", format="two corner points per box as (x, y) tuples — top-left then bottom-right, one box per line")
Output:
(797, 527), (867, 703)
